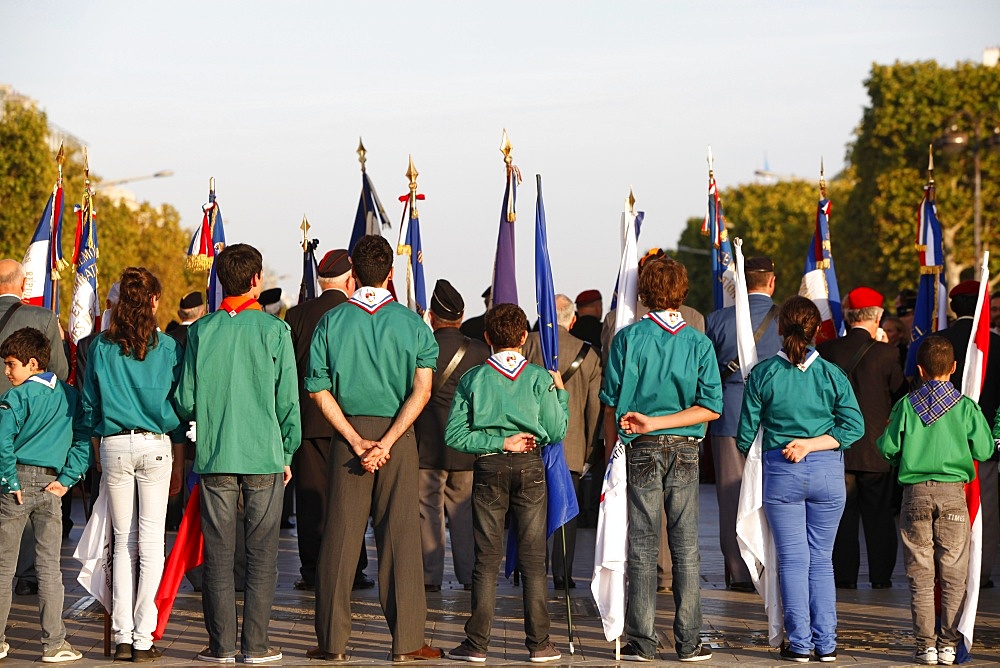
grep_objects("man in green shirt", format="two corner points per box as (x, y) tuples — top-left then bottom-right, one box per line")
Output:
(305, 235), (441, 662)
(175, 243), (300, 665)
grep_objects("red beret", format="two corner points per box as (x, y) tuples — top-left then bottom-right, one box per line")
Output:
(950, 280), (980, 298)
(845, 286), (884, 310)
(575, 289), (602, 306)
(318, 249), (352, 278)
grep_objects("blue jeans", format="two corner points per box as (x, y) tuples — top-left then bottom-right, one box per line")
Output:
(763, 448), (846, 655)
(0, 465), (66, 651)
(200, 473), (283, 659)
(465, 452), (550, 652)
(624, 440), (703, 659)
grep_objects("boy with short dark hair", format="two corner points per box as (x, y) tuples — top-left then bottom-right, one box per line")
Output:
(877, 335), (994, 666)
(444, 303), (569, 664)
(0, 327), (90, 663)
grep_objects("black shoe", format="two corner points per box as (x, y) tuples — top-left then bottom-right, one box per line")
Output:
(981, 579), (995, 589)
(14, 579), (37, 596)
(352, 574), (375, 590)
(834, 580), (857, 590)
(462, 583), (473, 591)
(871, 581), (892, 589)
(423, 584), (441, 593)
(619, 641), (653, 662)
(679, 646), (714, 662)
(779, 644), (810, 663)
(552, 577), (576, 589)
(114, 643), (133, 661)
(132, 645), (162, 663)
(294, 579), (315, 591)
(728, 581), (755, 593)
(814, 648), (837, 662)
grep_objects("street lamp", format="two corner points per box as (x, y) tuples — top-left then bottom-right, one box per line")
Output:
(94, 170), (174, 190)
(935, 115), (1000, 259)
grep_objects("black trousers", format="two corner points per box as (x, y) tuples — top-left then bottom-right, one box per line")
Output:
(833, 470), (898, 585)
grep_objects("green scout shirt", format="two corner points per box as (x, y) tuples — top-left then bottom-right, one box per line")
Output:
(304, 289), (438, 417)
(0, 373), (92, 493)
(599, 312), (723, 444)
(736, 351), (864, 455)
(174, 308), (301, 475)
(445, 352), (569, 455)
(878, 395), (994, 484)
(81, 332), (184, 441)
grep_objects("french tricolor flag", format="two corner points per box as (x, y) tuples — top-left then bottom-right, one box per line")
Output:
(799, 196), (845, 343)
(22, 179), (65, 311)
(956, 251), (990, 663)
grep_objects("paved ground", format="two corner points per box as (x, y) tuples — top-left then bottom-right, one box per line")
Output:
(3, 485), (1000, 666)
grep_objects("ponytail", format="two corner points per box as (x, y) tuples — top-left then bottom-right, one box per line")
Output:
(778, 296), (821, 366)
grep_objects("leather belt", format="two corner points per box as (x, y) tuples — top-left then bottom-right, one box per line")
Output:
(108, 429), (162, 438)
(631, 434), (700, 446)
(15, 464), (58, 476)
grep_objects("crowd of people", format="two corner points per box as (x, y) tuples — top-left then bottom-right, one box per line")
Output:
(0, 242), (997, 665)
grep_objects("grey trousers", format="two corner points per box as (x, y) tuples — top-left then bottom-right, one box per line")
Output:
(711, 436), (753, 584)
(419, 469), (474, 587)
(314, 416), (427, 655)
(978, 459), (999, 583)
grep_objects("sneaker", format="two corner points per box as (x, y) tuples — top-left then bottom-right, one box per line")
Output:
(132, 645), (162, 663)
(620, 641), (654, 662)
(448, 643), (487, 663)
(914, 647), (938, 665)
(814, 648), (837, 662)
(679, 646), (714, 662)
(938, 646), (956, 665)
(41, 641), (82, 663)
(244, 648), (283, 664)
(779, 644), (810, 663)
(0, 642), (8, 660)
(529, 643), (561, 663)
(196, 648), (237, 664)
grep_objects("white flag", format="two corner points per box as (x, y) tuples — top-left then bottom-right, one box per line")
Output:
(73, 478), (113, 612)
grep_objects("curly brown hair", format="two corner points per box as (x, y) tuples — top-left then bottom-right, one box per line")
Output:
(638, 257), (688, 311)
(103, 267), (161, 361)
(485, 303), (528, 349)
(778, 296), (821, 366)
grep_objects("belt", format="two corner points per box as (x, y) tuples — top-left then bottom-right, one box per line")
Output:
(904, 480), (965, 488)
(15, 464), (58, 476)
(631, 434), (700, 446)
(108, 429), (163, 438)
(478, 450), (542, 458)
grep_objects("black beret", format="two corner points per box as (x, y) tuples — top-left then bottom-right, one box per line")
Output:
(744, 256), (775, 273)
(431, 279), (464, 320)
(258, 287), (282, 307)
(179, 291), (205, 309)
(318, 249), (352, 278)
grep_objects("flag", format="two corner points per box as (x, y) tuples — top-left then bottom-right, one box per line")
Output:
(349, 173), (392, 253)
(73, 476), (112, 611)
(67, 179), (99, 383)
(397, 157), (428, 317)
(799, 195), (845, 343)
(153, 484), (205, 641)
(955, 251), (990, 663)
(491, 135), (520, 307)
(186, 182), (227, 312)
(23, 155), (67, 312)
(702, 163), (735, 311)
(732, 237), (784, 647)
(298, 237), (320, 304)
(608, 212), (643, 312)
(591, 191), (640, 643)
(905, 178), (948, 377)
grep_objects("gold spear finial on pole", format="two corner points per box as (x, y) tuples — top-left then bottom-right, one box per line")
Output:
(707, 145), (714, 178)
(406, 155), (419, 195)
(628, 187), (636, 214)
(819, 157), (827, 199)
(927, 144), (935, 183)
(357, 137), (367, 173)
(55, 143), (65, 181)
(500, 129), (513, 167)
(300, 214), (311, 252)
(83, 148), (90, 188)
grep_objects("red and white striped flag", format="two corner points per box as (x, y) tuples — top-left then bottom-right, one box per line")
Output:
(956, 251), (990, 663)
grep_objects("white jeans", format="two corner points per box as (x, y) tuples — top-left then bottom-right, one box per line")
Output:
(101, 433), (172, 649)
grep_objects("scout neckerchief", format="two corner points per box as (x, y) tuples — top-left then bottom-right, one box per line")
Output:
(219, 295), (262, 317)
(26, 372), (58, 390)
(908, 379), (962, 426)
(348, 287), (394, 315)
(486, 350), (528, 381)
(776, 349), (820, 372)
(643, 309), (686, 334)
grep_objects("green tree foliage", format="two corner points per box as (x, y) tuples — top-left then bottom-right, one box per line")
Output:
(846, 61), (1000, 292)
(0, 102), (202, 330)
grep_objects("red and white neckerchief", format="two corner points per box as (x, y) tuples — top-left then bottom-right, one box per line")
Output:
(348, 287), (394, 315)
(486, 350), (528, 381)
(777, 349), (820, 372)
(644, 309), (686, 334)
(219, 296), (261, 318)
(26, 372), (58, 390)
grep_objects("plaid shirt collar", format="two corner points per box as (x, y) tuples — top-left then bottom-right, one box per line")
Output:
(909, 380), (962, 426)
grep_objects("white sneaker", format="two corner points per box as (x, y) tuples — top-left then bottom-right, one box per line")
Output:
(41, 641), (82, 663)
(938, 646), (956, 665)
(244, 648), (283, 664)
(914, 647), (938, 665)
(0, 641), (9, 660)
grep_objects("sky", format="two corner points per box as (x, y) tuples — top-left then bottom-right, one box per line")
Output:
(1, 1), (998, 317)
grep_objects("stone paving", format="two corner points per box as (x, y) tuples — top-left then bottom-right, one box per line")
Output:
(3, 485), (1000, 665)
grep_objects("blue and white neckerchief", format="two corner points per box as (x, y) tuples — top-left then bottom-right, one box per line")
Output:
(26, 372), (58, 390)
(348, 287), (394, 315)
(909, 380), (963, 426)
(777, 349), (820, 372)
(486, 350), (528, 381)
(643, 310), (687, 334)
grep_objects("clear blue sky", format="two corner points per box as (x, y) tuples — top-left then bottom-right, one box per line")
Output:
(2, 1), (997, 315)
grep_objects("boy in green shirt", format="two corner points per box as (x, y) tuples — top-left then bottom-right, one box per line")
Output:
(877, 335), (994, 666)
(445, 303), (568, 664)
(0, 327), (90, 663)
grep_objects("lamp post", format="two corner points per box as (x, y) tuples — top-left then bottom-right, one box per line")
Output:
(935, 116), (1000, 259)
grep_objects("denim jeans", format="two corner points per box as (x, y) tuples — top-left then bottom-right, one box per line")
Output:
(465, 452), (550, 652)
(0, 465), (66, 651)
(624, 440), (703, 659)
(900, 481), (970, 650)
(101, 433), (172, 649)
(763, 448), (846, 655)
(200, 472), (283, 659)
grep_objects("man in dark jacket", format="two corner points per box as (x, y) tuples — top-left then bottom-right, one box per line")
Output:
(817, 286), (906, 589)
(416, 280), (490, 591)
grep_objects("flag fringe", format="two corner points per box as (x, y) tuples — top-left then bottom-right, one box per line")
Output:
(186, 255), (214, 272)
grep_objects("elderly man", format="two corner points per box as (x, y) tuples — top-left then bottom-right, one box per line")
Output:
(704, 256), (781, 592)
(169, 291), (207, 349)
(415, 280), (490, 592)
(523, 293), (601, 588)
(569, 289), (603, 353)
(817, 286), (906, 589)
